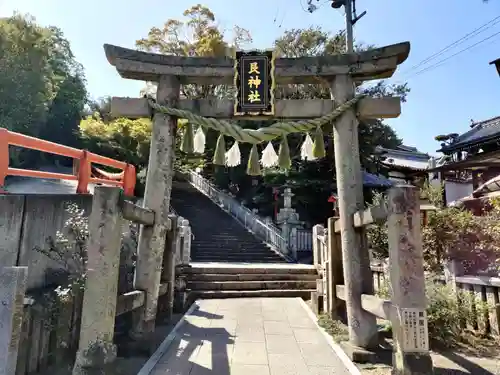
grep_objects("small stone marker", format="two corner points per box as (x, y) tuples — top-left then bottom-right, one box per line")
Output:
(0, 267), (28, 375)
(387, 185), (433, 374)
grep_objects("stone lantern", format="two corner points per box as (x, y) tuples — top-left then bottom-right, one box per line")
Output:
(275, 188), (303, 257)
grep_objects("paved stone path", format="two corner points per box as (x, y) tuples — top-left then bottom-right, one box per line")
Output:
(144, 297), (352, 375)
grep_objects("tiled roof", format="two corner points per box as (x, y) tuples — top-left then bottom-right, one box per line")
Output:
(383, 157), (429, 170)
(439, 116), (500, 153)
(376, 145), (430, 171)
(362, 172), (393, 187)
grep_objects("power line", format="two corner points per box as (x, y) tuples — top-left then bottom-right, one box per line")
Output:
(402, 14), (500, 75)
(273, 0), (288, 28)
(405, 29), (500, 80)
(363, 28), (500, 92)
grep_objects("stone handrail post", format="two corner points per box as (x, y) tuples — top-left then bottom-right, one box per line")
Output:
(160, 214), (178, 322)
(178, 218), (191, 265)
(73, 186), (123, 375)
(312, 224), (325, 269)
(0, 266), (28, 375)
(387, 185), (433, 374)
(327, 217), (344, 319)
(289, 227), (298, 261)
(173, 216), (183, 266)
(174, 217), (191, 265)
(171, 217), (191, 313)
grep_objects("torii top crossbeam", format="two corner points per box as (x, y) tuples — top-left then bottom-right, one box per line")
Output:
(103, 42), (410, 85)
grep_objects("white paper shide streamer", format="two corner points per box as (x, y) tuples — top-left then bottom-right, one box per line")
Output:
(193, 126), (206, 154)
(225, 142), (241, 167)
(260, 142), (278, 167)
(300, 133), (316, 161)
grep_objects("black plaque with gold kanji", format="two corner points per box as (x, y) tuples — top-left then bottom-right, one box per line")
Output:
(233, 50), (275, 117)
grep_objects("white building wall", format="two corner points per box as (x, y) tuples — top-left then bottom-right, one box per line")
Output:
(444, 181), (473, 205)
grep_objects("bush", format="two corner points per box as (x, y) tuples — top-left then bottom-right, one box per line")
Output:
(376, 275), (493, 347)
(35, 203), (138, 298)
(318, 313), (349, 342)
(421, 184), (500, 275)
(34, 203), (89, 297)
(367, 183), (500, 274)
(425, 279), (469, 346)
(79, 115), (152, 169)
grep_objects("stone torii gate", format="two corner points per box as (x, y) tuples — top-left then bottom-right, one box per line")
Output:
(104, 42), (409, 351)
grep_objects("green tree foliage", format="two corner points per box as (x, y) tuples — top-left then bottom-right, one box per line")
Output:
(135, 4), (251, 101)
(0, 14), (49, 136)
(0, 13), (87, 166)
(79, 99), (153, 196)
(421, 184), (500, 275)
(368, 183), (500, 275)
(79, 114), (152, 169)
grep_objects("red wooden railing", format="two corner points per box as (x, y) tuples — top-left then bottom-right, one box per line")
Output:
(0, 128), (136, 196)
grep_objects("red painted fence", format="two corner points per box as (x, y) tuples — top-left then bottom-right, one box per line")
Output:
(0, 128), (136, 196)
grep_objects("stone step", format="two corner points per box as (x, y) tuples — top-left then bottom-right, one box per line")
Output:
(192, 244), (270, 250)
(188, 280), (317, 291)
(191, 252), (275, 258)
(190, 255), (284, 260)
(172, 185), (288, 264)
(191, 254), (285, 261)
(190, 258), (287, 264)
(192, 232), (260, 236)
(191, 253), (286, 263)
(186, 264), (317, 275)
(188, 289), (315, 299)
(192, 239), (266, 244)
(191, 249), (277, 253)
(181, 220), (246, 225)
(192, 244), (267, 250)
(194, 238), (274, 244)
(192, 248), (277, 253)
(191, 247), (280, 253)
(189, 273), (319, 282)
(191, 249), (280, 255)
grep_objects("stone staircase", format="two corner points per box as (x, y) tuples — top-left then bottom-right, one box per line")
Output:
(171, 183), (288, 263)
(185, 263), (317, 299)
(171, 182), (318, 299)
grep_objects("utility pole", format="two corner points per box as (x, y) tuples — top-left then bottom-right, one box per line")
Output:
(324, 0), (366, 53)
(344, 0), (354, 53)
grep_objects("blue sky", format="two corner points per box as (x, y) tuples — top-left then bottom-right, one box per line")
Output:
(1, 0), (500, 155)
